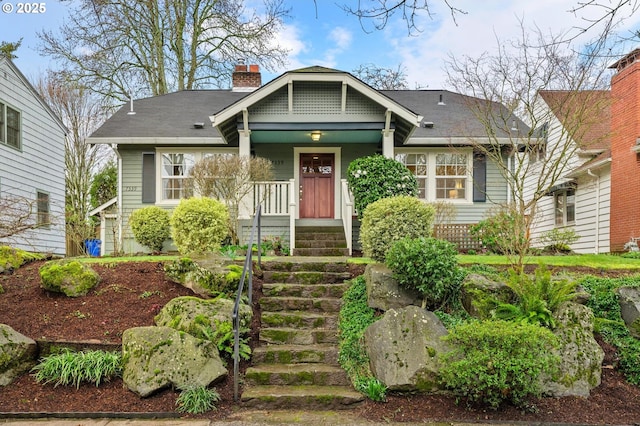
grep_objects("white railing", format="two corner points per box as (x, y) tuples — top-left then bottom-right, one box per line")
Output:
(341, 179), (353, 255)
(252, 180), (292, 215)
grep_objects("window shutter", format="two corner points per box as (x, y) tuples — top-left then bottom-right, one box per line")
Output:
(473, 152), (486, 202)
(142, 153), (156, 203)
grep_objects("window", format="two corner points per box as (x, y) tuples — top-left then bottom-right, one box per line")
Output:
(555, 189), (575, 226)
(396, 150), (472, 202)
(161, 153), (195, 200)
(0, 102), (21, 149)
(36, 191), (50, 227)
(156, 150), (236, 202)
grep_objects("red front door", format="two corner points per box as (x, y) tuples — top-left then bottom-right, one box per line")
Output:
(300, 153), (334, 218)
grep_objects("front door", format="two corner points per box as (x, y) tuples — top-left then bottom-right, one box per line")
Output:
(300, 153), (334, 218)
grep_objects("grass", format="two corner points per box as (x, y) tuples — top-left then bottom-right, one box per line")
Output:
(457, 254), (640, 270)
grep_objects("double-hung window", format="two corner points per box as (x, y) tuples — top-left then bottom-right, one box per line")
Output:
(36, 191), (50, 227)
(555, 189), (575, 226)
(161, 153), (195, 200)
(0, 101), (21, 150)
(396, 150), (472, 202)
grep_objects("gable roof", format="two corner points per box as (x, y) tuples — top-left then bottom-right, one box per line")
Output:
(0, 56), (68, 134)
(539, 90), (611, 152)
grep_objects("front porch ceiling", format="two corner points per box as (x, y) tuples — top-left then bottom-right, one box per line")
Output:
(250, 129), (384, 144)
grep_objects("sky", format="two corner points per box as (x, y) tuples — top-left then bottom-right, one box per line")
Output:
(1, 0), (639, 91)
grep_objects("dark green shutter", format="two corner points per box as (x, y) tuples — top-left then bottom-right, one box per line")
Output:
(142, 153), (155, 203)
(473, 152), (486, 202)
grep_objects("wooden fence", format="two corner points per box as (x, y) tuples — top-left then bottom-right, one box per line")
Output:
(433, 223), (482, 252)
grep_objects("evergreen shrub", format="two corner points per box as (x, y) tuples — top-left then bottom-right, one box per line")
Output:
(360, 195), (434, 261)
(129, 206), (171, 252)
(170, 197), (229, 255)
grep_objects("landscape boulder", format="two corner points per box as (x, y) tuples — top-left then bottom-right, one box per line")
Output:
(39, 260), (100, 297)
(363, 305), (449, 392)
(154, 296), (252, 336)
(541, 302), (604, 397)
(122, 326), (227, 397)
(364, 264), (422, 311)
(460, 273), (515, 319)
(0, 324), (37, 386)
(615, 286), (640, 338)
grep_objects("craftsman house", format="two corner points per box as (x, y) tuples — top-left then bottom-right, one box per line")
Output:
(87, 65), (528, 255)
(0, 57), (67, 255)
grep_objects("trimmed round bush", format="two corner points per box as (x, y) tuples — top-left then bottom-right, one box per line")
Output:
(347, 155), (418, 219)
(170, 197), (229, 255)
(128, 206), (171, 252)
(385, 237), (462, 309)
(439, 320), (560, 409)
(39, 260), (101, 297)
(360, 196), (434, 261)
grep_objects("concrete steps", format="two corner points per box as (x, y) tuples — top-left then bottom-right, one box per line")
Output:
(242, 259), (363, 410)
(293, 227), (349, 257)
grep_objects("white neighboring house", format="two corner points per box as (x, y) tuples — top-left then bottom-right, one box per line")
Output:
(0, 57), (67, 255)
(528, 90), (611, 254)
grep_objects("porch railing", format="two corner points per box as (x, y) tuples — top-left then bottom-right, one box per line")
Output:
(340, 179), (353, 255)
(251, 179), (296, 252)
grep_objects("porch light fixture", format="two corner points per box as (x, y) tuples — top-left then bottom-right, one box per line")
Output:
(310, 131), (322, 142)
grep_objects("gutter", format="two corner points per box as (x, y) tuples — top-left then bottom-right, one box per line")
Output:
(587, 168), (600, 254)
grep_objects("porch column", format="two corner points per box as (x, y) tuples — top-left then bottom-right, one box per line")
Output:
(239, 131), (251, 157)
(382, 129), (395, 159)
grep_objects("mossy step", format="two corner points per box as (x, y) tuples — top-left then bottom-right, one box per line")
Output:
(260, 327), (338, 345)
(295, 240), (347, 249)
(245, 363), (350, 386)
(241, 385), (364, 410)
(262, 271), (351, 284)
(296, 226), (344, 234)
(295, 233), (346, 242)
(261, 311), (338, 329)
(261, 261), (349, 273)
(292, 248), (350, 256)
(260, 296), (342, 313)
(263, 283), (349, 299)
(252, 344), (339, 364)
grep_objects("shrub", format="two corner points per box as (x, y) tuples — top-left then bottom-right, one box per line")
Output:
(346, 155), (418, 219)
(170, 197), (229, 255)
(386, 237), (463, 309)
(439, 320), (560, 409)
(32, 349), (122, 388)
(338, 276), (386, 401)
(360, 196), (434, 261)
(470, 205), (527, 255)
(128, 206), (171, 252)
(176, 386), (220, 414)
(539, 228), (579, 254)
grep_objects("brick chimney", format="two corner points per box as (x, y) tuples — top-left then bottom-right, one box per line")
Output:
(610, 49), (640, 251)
(232, 64), (261, 92)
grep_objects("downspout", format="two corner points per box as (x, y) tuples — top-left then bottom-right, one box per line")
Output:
(110, 144), (123, 254)
(587, 168), (600, 254)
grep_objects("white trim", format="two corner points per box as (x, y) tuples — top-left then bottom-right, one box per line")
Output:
(154, 147), (238, 205)
(293, 147), (342, 220)
(89, 197), (117, 216)
(395, 147), (474, 204)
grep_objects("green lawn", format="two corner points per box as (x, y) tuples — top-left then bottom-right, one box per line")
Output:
(457, 254), (640, 270)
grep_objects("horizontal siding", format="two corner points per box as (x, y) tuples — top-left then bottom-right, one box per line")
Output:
(0, 61), (66, 254)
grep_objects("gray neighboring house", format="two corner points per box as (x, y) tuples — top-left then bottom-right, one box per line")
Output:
(87, 65), (527, 255)
(0, 57), (67, 255)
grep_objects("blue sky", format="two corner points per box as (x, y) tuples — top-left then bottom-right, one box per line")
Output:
(1, 0), (639, 90)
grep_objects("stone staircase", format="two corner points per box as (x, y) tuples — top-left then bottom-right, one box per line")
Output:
(241, 259), (364, 409)
(293, 227), (349, 256)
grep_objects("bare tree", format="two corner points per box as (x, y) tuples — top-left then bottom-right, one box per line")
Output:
(337, 0), (465, 34)
(38, 0), (290, 103)
(445, 26), (612, 272)
(0, 195), (41, 240)
(352, 63), (409, 89)
(188, 155), (274, 244)
(35, 73), (110, 255)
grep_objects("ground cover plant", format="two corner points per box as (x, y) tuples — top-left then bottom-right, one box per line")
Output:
(32, 349), (122, 388)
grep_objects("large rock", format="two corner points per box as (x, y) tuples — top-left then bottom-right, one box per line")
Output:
(541, 302), (604, 397)
(0, 324), (37, 386)
(39, 260), (100, 297)
(154, 296), (252, 334)
(460, 273), (515, 319)
(364, 264), (422, 311)
(122, 326), (227, 397)
(615, 286), (640, 338)
(363, 306), (449, 392)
